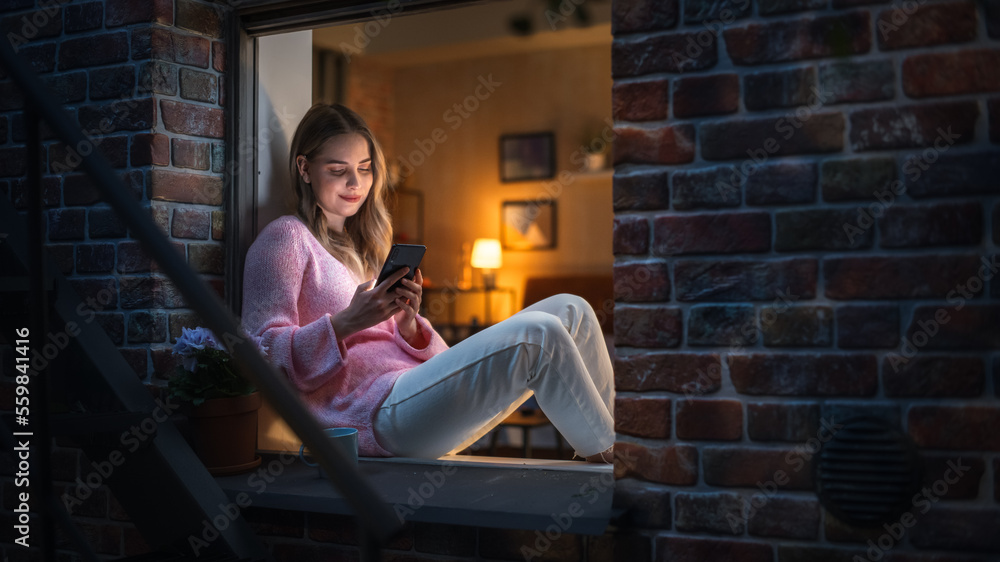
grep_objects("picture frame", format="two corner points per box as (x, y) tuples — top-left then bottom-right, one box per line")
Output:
(499, 132), (555, 182)
(501, 199), (557, 251)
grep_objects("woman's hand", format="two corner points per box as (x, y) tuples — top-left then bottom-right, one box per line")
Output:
(330, 268), (410, 341)
(394, 268), (428, 348)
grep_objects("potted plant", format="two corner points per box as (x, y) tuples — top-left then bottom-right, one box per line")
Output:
(168, 327), (267, 475)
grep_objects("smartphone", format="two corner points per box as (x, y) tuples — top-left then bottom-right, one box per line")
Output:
(375, 244), (426, 292)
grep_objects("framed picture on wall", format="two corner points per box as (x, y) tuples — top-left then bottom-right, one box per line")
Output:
(501, 199), (557, 250)
(499, 132), (555, 182)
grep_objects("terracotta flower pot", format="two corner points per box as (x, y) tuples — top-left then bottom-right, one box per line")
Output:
(186, 391), (262, 476)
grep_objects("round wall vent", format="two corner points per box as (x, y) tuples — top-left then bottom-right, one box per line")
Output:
(815, 416), (922, 527)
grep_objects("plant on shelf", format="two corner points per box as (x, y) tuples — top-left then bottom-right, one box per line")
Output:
(168, 326), (268, 476)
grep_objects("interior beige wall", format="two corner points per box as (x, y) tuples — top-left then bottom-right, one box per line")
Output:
(391, 44), (614, 322)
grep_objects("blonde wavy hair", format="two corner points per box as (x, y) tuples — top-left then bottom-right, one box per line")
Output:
(289, 103), (393, 280)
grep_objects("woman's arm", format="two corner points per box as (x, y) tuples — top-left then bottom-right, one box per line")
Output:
(242, 220), (348, 393)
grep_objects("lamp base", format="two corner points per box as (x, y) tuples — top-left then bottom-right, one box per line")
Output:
(482, 270), (496, 290)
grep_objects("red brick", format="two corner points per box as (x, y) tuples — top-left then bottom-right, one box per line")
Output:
(760, 305), (832, 347)
(824, 254), (981, 299)
(171, 138), (211, 170)
(652, 212), (770, 255)
(138, 60), (179, 96)
(849, 101), (978, 151)
(676, 399), (742, 440)
(703, 446), (814, 489)
(724, 12), (871, 65)
(44, 71), (88, 105)
(62, 174), (101, 206)
(127, 311), (167, 343)
(675, 492), (744, 534)
(909, 405), (1000, 450)
(212, 41), (225, 72)
(903, 49), (1000, 98)
(46, 244), (75, 274)
(76, 244), (115, 273)
(161, 100), (223, 138)
(744, 67), (816, 111)
(0, 6), (62, 39)
(920, 455), (985, 500)
(675, 258), (817, 302)
(730, 353), (878, 396)
(612, 79), (668, 122)
(613, 261), (669, 302)
(179, 67), (218, 104)
(683, 0), (751, 24)
(47, 208), (85, 240)
(66, 277), (118, 309)
(673, 74), (739, 118)
(819, 59), (895, 104)
(612, 0), (678, 34)
(612, 32), (717, 78)
(94, 312), (125, 345)
(748, 402), (820, 442)
(209, 210), (224, 240)
(748, 496), (820, 539)
(701, 113), (844, 160)
(65, 2), (104, 34)
(88, 207), (126, 238)
(905, 151), (1000, 198)
(613, 478), (672, 529)
(612, 215), (648, 255)
(877, 1), (977, 50)
(147, 28), (211, 68)
(189, 243), (224, 275)
(0, 146), (26, 178)
(614, 352), (720, 393)
(586, 531), (652, 562)
(821, 156), (897, 202)
(78, 98), (156, 134)
(687, 304), (754, 346)
(910, 507), (1000, 551)
(614, 305), (681, 348)
(120, 276), (185, 309)
(671, 166), (741, 210)
(150, 169), (223, 205)
(613, 170), (669, 211)
(117, 240), (184, 274)
(776, 209), (873, 252)
(902, 304), (1000, 351)
(613, 124), (695, 165)
(150, 345), (178, 377)
(58, 32), (129, 71)
(614, 442), (697, 485)
(176, 0), (223, 38)
(105, 0), (172, 26)
(89, 65), (135, 100)
(657, 536), (772, 562)
(880, 202), (982, 248)
(615, 397), (670, 439)
(836, 304), (900, 348)
(131, 133), (170, 167)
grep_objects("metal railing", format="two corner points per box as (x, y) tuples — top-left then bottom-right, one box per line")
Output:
(0, 35), (400, 560)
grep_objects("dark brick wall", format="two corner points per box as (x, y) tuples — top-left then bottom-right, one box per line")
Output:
(0, 0), (229, 558)
(0, 0), (228, 382)
(612, 0), (999, 560)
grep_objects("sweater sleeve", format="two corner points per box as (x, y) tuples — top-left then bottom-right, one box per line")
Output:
(393, 314), (450, 361)
(242, 220), (348, 393)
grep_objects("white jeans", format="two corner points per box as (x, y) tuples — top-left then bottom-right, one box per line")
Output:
(373, 294), (615, 459)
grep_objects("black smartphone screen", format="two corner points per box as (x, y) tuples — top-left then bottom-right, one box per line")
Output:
(376, 244), (426, 292)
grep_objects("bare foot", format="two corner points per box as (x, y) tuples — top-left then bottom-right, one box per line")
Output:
(585, 446), (614, 463)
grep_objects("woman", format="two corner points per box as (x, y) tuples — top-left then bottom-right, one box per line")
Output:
(242, 103), (614, 462)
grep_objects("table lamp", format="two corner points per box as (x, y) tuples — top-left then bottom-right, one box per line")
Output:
(471, 238), (502, 290)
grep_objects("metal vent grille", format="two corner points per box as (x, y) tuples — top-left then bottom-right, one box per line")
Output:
(815, 417), (922, 527)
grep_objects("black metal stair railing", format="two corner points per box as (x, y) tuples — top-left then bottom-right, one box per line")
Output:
(0, 36), (401, 559)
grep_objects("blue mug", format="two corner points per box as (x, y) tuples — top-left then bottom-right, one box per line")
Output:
(298, 427), (359, 477)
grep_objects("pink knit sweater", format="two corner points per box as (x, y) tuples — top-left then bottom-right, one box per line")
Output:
(242, 215), (449, 456)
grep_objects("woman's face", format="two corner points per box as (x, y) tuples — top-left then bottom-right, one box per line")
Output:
(297, 132), (373, 233)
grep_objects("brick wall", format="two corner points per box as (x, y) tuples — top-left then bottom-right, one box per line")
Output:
(0, 0), (229, 379)
(611, 0), (999, 559)
(0, 0), (229, 557)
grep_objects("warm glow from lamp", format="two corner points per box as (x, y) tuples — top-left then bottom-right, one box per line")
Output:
(471, 238), (502, 289)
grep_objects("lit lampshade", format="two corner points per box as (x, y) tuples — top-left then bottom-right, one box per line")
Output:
(471, 238), (502, 289)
